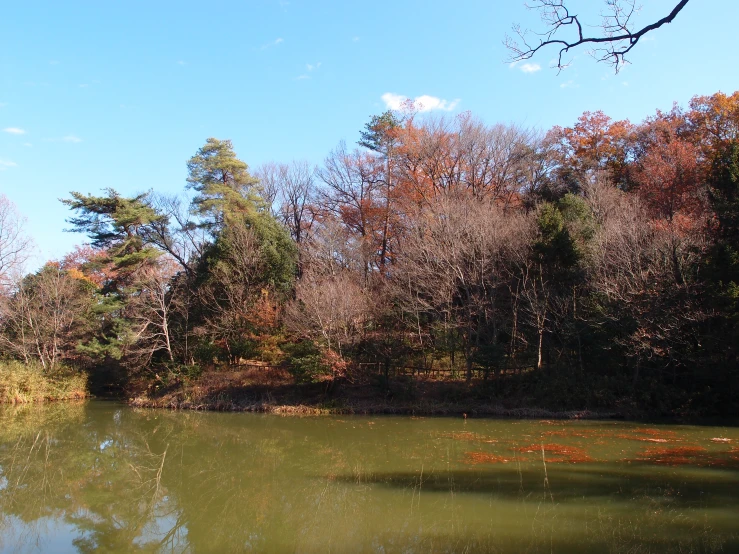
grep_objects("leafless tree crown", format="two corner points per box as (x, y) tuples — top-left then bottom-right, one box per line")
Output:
(0, 194), (33, 287)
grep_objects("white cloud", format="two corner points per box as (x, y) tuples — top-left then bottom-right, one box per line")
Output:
(352, 36), (360, 42)
(0, 102), (6, 108)
(381, 93), (460, 113)
(519, 62), (541, 73)
(0, 159), (17, 170)
(177, 60), (186, 66)
(261, 37), (284, 50)
(79, 83), (89, 88)
(295, 75), (310, 80)
(306, 62), (321, 71)
(510, 61), (541, 73)
(23, 142), (32, 147)
(63, 135), (82, 143)
(559, 80), (579, 89)
(3, 127), (26, 135)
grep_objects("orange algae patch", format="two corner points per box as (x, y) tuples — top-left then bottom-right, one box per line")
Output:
(464, 452), (510, 464)
(642, 428), (679, 437)
(629, 444), (739, 468)
(540, 429), (569, 437)
(440, 432), (496, 444)
(514, 443), (594, 463)
(614, 435), (670, 443)
(612, 428), (681, 443)
(541, 428), (617, 440)
(635, 445), (710, 466)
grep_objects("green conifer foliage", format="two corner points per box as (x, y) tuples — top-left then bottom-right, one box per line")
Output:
(186, 138), (263, 230)
(61, 188), (163, 279)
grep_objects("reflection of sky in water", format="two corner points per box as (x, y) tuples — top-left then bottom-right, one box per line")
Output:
(1, 508), (189, 554)
(133, 510), (188, 552)
(0, 516), (82, 554)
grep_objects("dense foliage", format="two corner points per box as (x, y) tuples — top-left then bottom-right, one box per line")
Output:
(1, 92), (738, 414)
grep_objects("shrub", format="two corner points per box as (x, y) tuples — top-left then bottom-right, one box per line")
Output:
(283, 341), (331, 383)
(0, 360), (88, 404)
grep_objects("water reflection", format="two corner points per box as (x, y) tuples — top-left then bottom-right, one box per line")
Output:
(1, 403), (738, 553)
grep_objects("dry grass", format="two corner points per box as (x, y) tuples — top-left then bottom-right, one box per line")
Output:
(0, 360), (88, 404)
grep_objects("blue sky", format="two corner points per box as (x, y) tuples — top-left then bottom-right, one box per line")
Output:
(1, 0), (737, 264)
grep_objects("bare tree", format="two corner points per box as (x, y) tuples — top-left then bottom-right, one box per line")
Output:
(124, 257), (180, 368)
(0, 195), (33, 288)
(301, 216), (364, 277)
(394, 192), (531, 380)
(584, 179), (706, 381)
(0, 264), (93, 370)
(506, 0), (690, 72)
(284, 269), (370, 357)
(317, 142), (384, 277)
(144, 193), (208, 277)
(253, 162), (281, 217)
(274, 160), (317, 246)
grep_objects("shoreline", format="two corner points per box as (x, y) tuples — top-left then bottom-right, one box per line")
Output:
(128, 397), (621, 419)
(0, 393), (622, 420)
(126, 370), (629, 419)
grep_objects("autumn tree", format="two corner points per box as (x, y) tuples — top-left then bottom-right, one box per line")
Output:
(630, 121), (703, 225)
(395, 114), (541, 208)
(687, 91), (739, 156)
(548, 111), (632, 188)
(317, 142), (385, 278)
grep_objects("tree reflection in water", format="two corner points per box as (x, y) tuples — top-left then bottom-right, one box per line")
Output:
(1, 403), (738, 553)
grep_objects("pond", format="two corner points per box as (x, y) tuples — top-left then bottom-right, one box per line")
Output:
(0, 401), (738, 553)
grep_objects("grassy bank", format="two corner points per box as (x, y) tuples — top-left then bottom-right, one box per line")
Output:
(129, 367), (621, 419)
(0, 361), (89, 404)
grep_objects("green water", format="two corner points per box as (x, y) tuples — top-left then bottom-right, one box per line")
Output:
(1, 402), (738, 553)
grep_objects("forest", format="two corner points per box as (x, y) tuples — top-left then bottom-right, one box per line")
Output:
(1, 90), (737, 416)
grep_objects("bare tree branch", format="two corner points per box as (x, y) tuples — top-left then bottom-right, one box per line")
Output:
(506, 0), (689, 72)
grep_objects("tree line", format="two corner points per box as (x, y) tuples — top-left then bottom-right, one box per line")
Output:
(1, 90), (737, 411)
